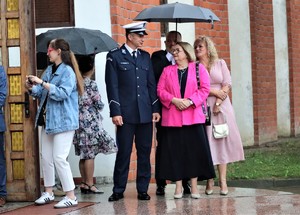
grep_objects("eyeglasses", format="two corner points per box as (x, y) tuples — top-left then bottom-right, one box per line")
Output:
(194, 45), (204, 49)
(171, 48), (183, 54)
(47, 48), (55, 54)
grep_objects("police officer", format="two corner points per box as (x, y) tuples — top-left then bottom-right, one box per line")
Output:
(105, 21), (160, 201)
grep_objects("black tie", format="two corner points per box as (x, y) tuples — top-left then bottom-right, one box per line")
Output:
(132, 51), (136, 61)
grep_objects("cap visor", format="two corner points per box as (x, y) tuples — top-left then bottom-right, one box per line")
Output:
(136, 31), (148, 35)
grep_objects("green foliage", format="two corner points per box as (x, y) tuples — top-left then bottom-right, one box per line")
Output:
(227, 139), (300, 180)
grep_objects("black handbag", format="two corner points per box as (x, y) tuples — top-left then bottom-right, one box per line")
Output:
(196, 63), (211, 126)
(205, 105), (211, 126)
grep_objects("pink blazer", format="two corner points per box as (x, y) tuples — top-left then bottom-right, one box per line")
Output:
(157, 62), (210, 127)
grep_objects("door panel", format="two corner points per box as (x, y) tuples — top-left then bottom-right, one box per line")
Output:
(1, 0), (39, 201)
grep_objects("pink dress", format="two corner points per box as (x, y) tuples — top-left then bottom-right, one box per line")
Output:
(206, 59), (245, 165)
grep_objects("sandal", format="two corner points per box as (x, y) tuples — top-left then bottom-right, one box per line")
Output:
(88, 184), (104, 194)
(80, 182), (89, 194)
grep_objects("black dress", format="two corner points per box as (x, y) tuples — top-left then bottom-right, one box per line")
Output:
(157, 68), (216, 181)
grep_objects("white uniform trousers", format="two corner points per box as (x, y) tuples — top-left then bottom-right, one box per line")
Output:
(40, 128), (75, 192)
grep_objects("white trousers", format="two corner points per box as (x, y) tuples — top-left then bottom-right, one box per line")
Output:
(40, 128), (75, 192)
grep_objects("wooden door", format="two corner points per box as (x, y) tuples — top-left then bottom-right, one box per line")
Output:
(0, 0), (39, 201)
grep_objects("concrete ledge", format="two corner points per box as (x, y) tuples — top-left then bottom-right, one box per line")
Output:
(227, 178), (300, 189)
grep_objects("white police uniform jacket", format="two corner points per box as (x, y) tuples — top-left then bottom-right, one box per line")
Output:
(105, 44), (159, 124)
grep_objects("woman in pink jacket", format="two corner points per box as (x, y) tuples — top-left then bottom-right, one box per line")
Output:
(157, 42), (215, 199)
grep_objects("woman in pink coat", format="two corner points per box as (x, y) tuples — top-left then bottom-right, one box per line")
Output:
(194, 36), (244, 196)
(157, 42), (215, 199)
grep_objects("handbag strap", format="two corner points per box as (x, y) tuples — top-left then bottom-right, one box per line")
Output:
(213, 111), (227, 125)
(196, 63), (207, 115)
(196, 62), (200, 90)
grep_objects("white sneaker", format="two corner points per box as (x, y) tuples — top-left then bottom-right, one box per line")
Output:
(54, 196), (78, 208)
(35, 192), (55, 205)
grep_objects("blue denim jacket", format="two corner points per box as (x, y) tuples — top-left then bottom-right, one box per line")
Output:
(30, 63), (79, 134)
(0, 66), (7, 132)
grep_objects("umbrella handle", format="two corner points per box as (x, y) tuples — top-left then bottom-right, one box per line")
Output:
(210, 15), (214, 29)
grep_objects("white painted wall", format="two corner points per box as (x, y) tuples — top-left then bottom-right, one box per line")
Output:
(35, 0), (116, 178)
(273, 0), (291, 137)
(167, 0), (195, 46)
(228, 0), (254, 146)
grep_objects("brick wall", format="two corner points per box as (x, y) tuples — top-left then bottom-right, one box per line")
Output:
(109, 0), (160, 182)
(286, 0), (300, 136)
(194, 0), (230, 67)
(109, 0), (161, 54)
(249, 0), (277, 144)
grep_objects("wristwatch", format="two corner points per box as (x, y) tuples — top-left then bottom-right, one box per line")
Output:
(215, 102), (221, 106)
(189, 99), (194, 105)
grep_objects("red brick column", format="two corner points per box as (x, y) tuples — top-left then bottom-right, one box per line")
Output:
(109, 0), (160, 182)
(286, 1), (300, 136)
(194, 0), (230, 66)
(249, 0), (277, 144)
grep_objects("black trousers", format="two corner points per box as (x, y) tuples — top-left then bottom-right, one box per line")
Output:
(113, 123), (152, 194)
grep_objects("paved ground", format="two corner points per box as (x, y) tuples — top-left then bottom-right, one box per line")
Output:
(1, 183), (300, 214)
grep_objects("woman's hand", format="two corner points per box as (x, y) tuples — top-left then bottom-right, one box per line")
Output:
(25, 75), (35, 89)
(26, 75), (43, 85)
(172, 98), (191, 111)
(213, 103), (221, 115)
(215, 89), (227, 101)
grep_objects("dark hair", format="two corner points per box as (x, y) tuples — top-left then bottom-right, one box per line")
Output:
(49, 38), (84, 95)
(167, 31), (182, 38)
(76, 54), (95, 74)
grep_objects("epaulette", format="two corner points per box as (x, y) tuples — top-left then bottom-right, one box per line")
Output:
(109, 47), (119, 53)
(139, 48), (148, 53)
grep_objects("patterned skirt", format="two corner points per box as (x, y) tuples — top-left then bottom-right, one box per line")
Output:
(74, 129), (118, 160)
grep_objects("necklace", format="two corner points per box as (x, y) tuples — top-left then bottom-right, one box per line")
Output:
(178, 67), (188, 87)
(178, 67), (188, 73)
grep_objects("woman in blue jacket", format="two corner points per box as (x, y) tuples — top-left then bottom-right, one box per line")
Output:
(25, 39), (84, 208)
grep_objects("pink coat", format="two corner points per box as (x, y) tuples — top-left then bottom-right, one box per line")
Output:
(157, 62), (210, 127)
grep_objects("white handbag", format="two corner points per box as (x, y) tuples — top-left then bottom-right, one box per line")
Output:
(212, 112), (229, 139)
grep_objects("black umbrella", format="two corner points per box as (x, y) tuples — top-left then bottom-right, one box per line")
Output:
(36, 27), (119, 55)
(134, 2), (220, 29)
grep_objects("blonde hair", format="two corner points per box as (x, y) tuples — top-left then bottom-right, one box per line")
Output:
(176, 41), (196, 62)
(194, 35), (218, 70)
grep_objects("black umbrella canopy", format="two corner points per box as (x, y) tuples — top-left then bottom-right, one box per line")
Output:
(134, 2), (220, 29)
(36, 28), (119, 55)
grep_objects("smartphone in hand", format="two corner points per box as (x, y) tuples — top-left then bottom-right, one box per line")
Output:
(28, 77), (34, 85)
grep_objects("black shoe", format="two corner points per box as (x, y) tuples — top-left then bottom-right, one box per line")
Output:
(183, 183), (191, 195)
(137, 192), (151, 200)
(108, 193), (124, 202)
(156, 186), (165, 196)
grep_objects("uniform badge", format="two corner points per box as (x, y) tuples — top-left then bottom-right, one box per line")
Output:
(110, 47), (118, 52)
(107, 57), (113, 62)
(121, 49), (126, 55)
(120, 62), (129, 65)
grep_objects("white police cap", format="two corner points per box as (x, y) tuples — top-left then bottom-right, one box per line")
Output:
(123, 21), (148, 35)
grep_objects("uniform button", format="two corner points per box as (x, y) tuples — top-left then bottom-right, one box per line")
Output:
(137, 77), (139, 79)
(136, 67), (138, 70)
(137, 85), (140, 88)
(138, 94), (140, 97)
